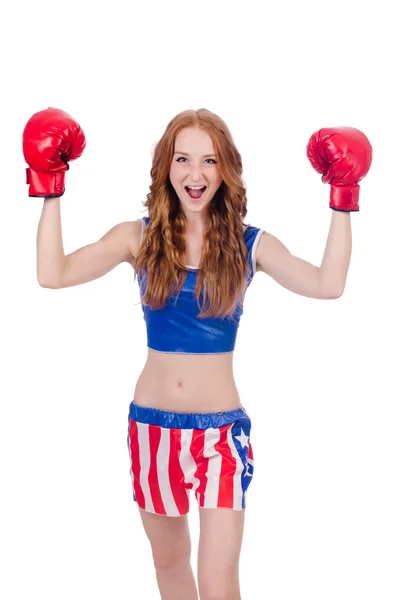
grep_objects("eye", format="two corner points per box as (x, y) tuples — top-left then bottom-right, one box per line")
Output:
(175, 157), (217, 164)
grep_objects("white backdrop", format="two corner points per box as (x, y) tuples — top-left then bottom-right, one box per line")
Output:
(1, 0), (396, 598)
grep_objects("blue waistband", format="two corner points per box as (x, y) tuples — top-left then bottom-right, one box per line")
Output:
(128, 400), (250, 430)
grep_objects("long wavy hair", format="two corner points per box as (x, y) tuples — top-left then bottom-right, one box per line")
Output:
(133, 108), (251, 320)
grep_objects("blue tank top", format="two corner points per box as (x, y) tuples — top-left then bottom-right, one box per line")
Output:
(137, 216), (264, 354)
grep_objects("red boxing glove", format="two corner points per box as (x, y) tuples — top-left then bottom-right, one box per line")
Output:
(306, 127), (372, 211)
(22, 107), (86, 198)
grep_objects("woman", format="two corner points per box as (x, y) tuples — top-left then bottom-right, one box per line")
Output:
(23, 107), (372, 600)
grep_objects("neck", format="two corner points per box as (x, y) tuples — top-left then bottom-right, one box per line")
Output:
(183, 210), (208, 235)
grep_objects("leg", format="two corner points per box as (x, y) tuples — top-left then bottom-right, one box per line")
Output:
(138, 508), (199, 600)
(197, 507), (245, 600)
(128, 405), (198, 598)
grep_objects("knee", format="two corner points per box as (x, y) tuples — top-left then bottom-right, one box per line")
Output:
(151, 539), (191, 572)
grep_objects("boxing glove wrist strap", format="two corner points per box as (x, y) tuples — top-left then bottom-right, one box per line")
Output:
(330, 184), (360, 212)
(26, 168), (66, 198)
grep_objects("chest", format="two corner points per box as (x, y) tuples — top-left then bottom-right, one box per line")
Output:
(183, 225), (248, 268)
(184, 240), (203, 268)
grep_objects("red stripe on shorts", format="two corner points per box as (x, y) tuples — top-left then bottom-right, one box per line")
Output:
(248, 442), (254, 461)
(168, 427), (189, 515)
(148, 424), (166, 515)
(190, 429), (209, 507)
(216, 424), (237, 509)
(128, 419), (145, 509)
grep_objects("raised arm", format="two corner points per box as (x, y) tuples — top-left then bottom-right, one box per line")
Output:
(22, 107), (143, 289)
(37, 197), (142, 289)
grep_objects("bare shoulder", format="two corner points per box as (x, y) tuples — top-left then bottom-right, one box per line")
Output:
(255, 230), (290, 274)
(119, 218), (144, 266)
(100, 218), (143, 267)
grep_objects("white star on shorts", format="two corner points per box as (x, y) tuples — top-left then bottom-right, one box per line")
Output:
(245, 463), (253, 477)
(235, 429), (249, 449)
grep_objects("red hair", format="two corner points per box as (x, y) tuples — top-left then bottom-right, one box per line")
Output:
(134, 108), (250, 319)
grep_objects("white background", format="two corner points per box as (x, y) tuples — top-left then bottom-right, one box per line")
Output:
(1, 0), (396, 598)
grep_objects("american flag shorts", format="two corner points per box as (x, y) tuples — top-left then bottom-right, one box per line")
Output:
(127, 401), (254, 517)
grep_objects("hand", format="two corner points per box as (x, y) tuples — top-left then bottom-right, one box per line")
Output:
(22, 107), (86, 198)
(306, 127), (372, 211)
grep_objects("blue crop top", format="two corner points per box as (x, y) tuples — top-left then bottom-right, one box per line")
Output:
(137, 216), (264, 354)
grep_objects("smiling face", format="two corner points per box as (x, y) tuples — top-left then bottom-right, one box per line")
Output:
(169, 127), (223, 221)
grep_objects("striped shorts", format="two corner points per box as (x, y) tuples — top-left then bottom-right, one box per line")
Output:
(127, 401), (254, 517)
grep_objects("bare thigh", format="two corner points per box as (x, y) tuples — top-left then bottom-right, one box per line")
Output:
(138, 508), (192, 569)
(197, 508), (245, 598)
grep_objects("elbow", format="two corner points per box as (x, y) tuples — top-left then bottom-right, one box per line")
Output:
(320, 277), (346, 299)
(37, 267), (62, 288)
(325, 288), (344, 299)
(38, 277), (59, 289)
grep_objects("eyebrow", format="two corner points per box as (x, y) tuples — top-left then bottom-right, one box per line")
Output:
(174, 151), (217, 158)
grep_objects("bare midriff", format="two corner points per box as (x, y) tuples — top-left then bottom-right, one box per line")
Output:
(133, 349), (242, 413)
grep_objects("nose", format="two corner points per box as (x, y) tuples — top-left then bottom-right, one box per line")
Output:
(188, 164), (205, 182)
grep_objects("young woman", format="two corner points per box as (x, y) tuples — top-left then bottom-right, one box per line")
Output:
(23, 107), (372, 600)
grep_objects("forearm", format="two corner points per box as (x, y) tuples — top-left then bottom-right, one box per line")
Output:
(319, 210), (352, 296)
(36, 197), (66, 286)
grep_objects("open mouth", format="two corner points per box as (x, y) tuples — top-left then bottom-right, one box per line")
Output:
(185, 186), (207, 200)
